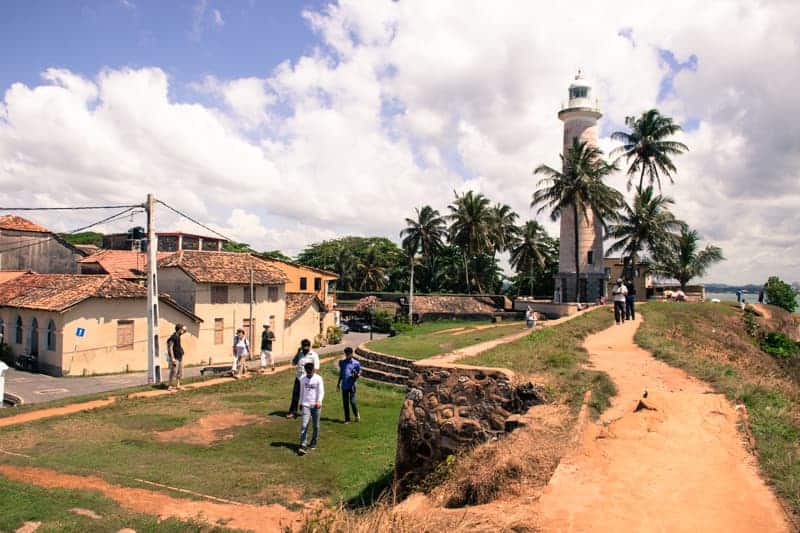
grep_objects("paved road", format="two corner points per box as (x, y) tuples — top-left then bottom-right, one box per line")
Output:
(3, 332), (384, 405)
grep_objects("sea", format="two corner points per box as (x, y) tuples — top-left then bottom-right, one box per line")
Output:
(705, 291), (800, 313)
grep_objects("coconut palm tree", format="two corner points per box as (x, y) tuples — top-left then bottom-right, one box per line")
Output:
(356, 244), (387, 291)
(400, 206), (447, 287)
(532, 139), (623, 303)
(509, 220), (550, 296)
(611, 109), (689, 191)
(650, 225), (724, 291)
(606, 185), (683, 276)
(448, 190), (494, 293)
(488, 203), (521, 257)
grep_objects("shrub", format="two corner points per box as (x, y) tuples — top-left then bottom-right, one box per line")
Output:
(371, 309), (394, 333)
(764, 276), (797, 313)
(392, 322), (413, 334)
(760, 331), (800, 359)
(326, 326), (343, 345)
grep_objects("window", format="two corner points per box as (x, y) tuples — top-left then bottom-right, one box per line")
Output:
(116, 320), (134, 350)
(29, 318), (39, 356)
(314, 277), (321, 291)
(15, 316), (23, 344)
(587, 251), (594, 265)
(211, 285), (228, 304)
(268, 286), (279, 302)
(214, 318), (224, 345)
(243, 286), (254, 303)
(47, 320), (56, 351)
(299, 277), (307, 291)
(569, 86), (588, 99)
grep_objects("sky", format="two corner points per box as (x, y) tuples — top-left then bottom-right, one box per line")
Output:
(1, 0), (799, 285)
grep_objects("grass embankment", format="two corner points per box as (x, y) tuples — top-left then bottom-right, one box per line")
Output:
(461, 308), (616, 417)
(0, 362), (404, 514)
(637, 302), (800, 517)
(367, 320), (525, 360)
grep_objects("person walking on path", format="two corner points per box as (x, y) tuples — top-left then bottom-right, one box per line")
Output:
(758, 289), (765, 304)
(624, 279), (637, 321)
(337, 347), (361, 424)
(166, 324), (187, 390)
(525, 306), (535, 328)
(287, 339), (319, 418)
(611, 278), (628, 325)
(232, 328), (250, 379)
(260, 324), (275, 372)
(298, 361), (324, 455)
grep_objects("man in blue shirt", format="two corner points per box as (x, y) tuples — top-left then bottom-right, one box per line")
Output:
(337, 347), (361, 423)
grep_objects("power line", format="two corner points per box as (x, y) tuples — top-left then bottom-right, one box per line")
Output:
(0, 207), (142, 255)
(0, 205), (142, 211)
(155, 200), (238, 244)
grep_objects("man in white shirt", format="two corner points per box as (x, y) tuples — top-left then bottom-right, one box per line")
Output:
(298, 361), (324, 455)
(611, 278), (628, 325)
(288, 339), (320, 418)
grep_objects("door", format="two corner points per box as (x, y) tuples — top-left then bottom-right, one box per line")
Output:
(29, 318), (39, 357)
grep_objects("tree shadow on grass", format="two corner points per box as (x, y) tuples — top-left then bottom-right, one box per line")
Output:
(345, 469), (394, 509)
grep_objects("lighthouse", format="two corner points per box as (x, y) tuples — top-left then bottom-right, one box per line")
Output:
(555, 70), (606, 303)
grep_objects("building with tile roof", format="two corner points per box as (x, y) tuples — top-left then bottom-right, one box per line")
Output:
(157, 251), (290, 362)
(283, 292), (331, 356)
(0, 273), (201, 376)
(78, 250), (170, 281)
(0, 214), (87, 274)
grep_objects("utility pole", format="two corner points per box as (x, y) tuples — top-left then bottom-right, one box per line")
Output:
(408, 258), (414, 324)
(249, 269), (254, 355)
(146, 193), (161, 384)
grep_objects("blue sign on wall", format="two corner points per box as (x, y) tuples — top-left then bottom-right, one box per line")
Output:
(75, 327), (86, 337)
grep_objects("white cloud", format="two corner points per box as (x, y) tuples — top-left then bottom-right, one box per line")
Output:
(2, 1), (800, 284)
(211, 8), (224, 27)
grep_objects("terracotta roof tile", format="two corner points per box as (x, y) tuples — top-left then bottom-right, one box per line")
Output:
(78, 250), (170, 279)
(0, 215), (50, 233)
(412, 295), (497, 315)
(159, 251), (288, 285)
(285, 292), (318, 322)
(0, 273), (202, 322)
(0, 271), (29, 284)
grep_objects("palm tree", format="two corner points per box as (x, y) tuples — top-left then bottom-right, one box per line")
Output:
(509, 220), (550, 296)
(606, 185), (683, 276)
(400, 206), (447, 289)
(488, 203), (521, 257)
(356, 244), (387, 291)
(532, 138), (622, 303)
(448, 190), (493, 293)
(611, 109), (689, 191)
(650, 225), (724, 291)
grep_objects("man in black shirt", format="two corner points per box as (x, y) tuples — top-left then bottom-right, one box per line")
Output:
(167, 324), (187, 390)
(260, 324), (276, 372)
(625, 279), (637, 321)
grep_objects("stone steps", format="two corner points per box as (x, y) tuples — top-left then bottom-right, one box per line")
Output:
(355, 345), (412, 387)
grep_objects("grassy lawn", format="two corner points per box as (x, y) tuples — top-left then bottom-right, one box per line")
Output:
(637, 302), (800, 517)
(0, 476), (229, 533)
(367, 320), (526, 360)
(461, 308), (616, 417)
(0, 362), (405, 511)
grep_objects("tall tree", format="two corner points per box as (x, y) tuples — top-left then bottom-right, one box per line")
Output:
(611, 109), (689, 191)
(532, 138), (623, 303)
(509, 220), (550, 296)
(400, 205), (447, 292)
(356, 243), (388, 291)
(606, 185), (683, 274)
(650, 225), (724, 291)
(488, 203), (521, 257)
(448, 190), (494, 293)
(297, 236), (403, 291)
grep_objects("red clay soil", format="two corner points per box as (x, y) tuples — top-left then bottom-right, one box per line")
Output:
(155, 411), (263, 446)
(0, 398), (117, 429)
(0, 465), (302, 533)
(533, 317), (792, 532)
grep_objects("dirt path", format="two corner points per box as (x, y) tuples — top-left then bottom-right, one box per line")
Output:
(425, 311), (590, 365)
(0, 465), (302, 532)
(533, 317), (791, 532)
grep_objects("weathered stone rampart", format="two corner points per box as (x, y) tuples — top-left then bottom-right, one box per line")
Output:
(395, 361), (545, 492)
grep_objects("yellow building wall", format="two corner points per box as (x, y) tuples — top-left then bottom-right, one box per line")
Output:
(0, 300), (199, 376)
(268, 260), (336, 301)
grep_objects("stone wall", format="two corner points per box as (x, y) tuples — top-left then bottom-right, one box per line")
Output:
(395, 361), (545, 493)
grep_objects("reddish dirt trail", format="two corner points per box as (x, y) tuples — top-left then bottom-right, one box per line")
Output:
(533, 317), (791, 532)
(0, 465), (302, 532)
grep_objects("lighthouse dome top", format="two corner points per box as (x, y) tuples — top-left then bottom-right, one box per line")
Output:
(568, 69), (593, 90)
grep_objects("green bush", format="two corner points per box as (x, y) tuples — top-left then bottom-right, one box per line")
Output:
(392, 322), (413, 334)
(764, 276), (797, 313)
(371, 309), (394, 333)
(326, 326), (343, 345)
(760, 331), (800, 359)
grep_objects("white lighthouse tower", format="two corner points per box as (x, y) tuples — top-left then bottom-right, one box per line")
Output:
(555, 70), (606, 303)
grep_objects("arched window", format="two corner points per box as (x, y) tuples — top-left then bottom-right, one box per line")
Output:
(47, 320), (56, 351)
(15, 316), (23, 344)
(29, 317), (39, 356)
